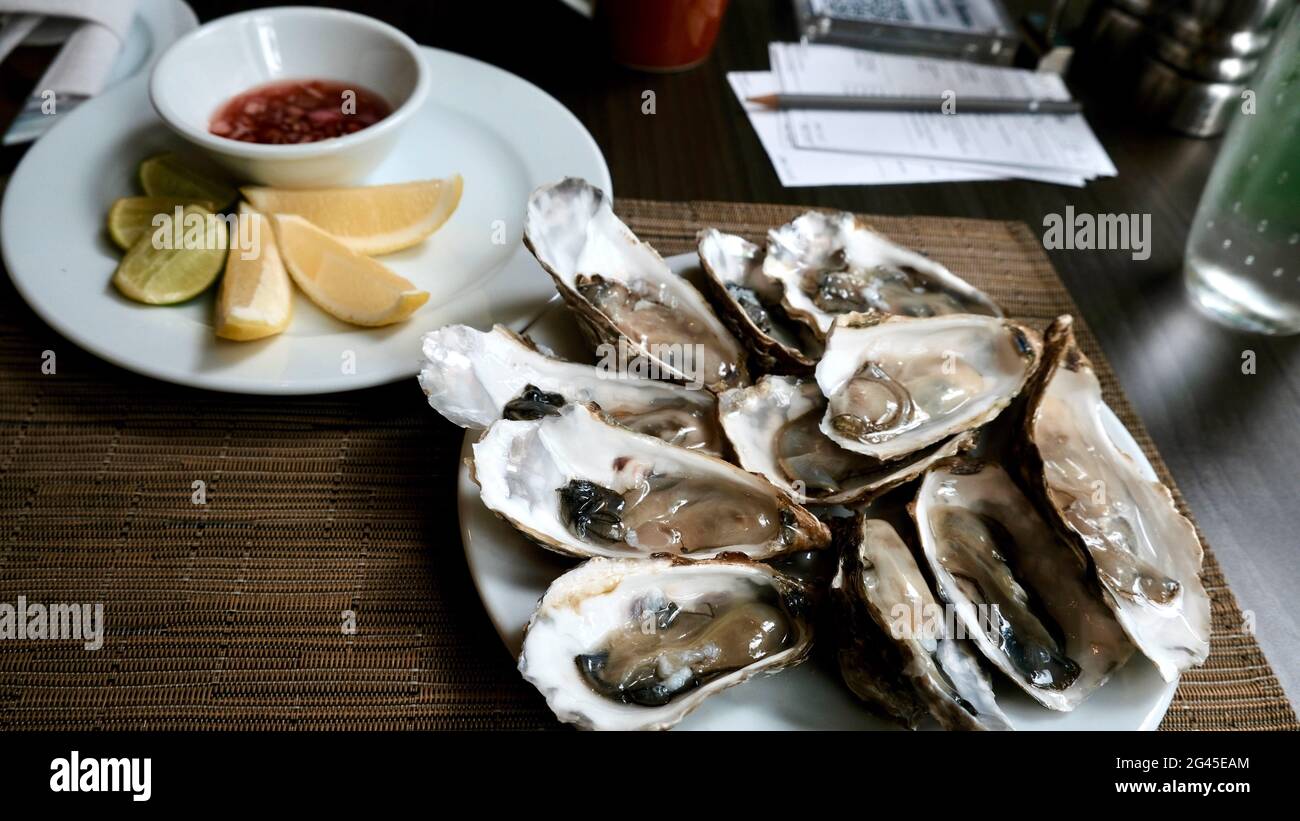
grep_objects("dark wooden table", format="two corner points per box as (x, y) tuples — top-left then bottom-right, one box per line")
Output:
(3, 0), (1296, 707)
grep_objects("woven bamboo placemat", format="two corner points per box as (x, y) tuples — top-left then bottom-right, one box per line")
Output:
(0, 197), (1294, 731)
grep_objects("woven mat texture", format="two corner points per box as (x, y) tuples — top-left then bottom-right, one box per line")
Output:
(0, 197), (1294, 731)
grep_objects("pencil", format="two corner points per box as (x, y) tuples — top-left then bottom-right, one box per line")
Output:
(746, 93), (1082, 115)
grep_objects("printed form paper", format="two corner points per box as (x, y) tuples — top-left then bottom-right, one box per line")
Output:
(768, 43), (1115, 182)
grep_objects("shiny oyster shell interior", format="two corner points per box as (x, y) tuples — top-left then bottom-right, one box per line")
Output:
(816, 312), (1040, 462)
(472, 403), (830, 560)
(524, 178), (748, 392)
(764, 211), (1001, 339)
(1023, 317), (1210, 681)
(419, 324), (724, 455)
(518, 555), (813, 730)
(837, 517), (1012, 730)
(913, 459), (1135, 711)
(697, 228), (821, 373)
(718, 375), (974, 505)
(414, 176), (1212, 730)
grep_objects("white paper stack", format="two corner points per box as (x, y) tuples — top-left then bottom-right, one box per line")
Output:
(731, 43), (1117, 188)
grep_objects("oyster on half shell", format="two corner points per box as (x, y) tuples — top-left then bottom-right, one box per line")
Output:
(524, 178), (748, 392)
(518, 555), (814, 730)
(471, 403), (830, 560)
(1022, 316), (1210, 681)
(419, 324), (724, 455)
(912, 459), (1135, 711)
(816, 312), (1041, 462)
(834, 516), (1012, 731)
(697, 228), (821, 374)
(764, 211), (1001, 339)
(718, 375), (974, 505)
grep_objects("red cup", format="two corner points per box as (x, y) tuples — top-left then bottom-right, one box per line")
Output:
(597, 0), (730, 72)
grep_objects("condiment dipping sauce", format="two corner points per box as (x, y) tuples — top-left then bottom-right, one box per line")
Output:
(209, 79), (393, 145)
(151, 7), (429, 185)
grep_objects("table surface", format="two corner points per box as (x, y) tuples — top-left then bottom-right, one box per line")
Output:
(3, 0), (1297, 711)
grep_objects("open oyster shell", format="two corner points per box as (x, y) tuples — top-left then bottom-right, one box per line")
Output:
(518, 554), (814, 730)
(764, 211), (1001, 339)
(718, 375), (975, 505)
(834, 516), (1012, 731)
(419, 324), (724, 455)
(696, 228), (821, 374)
(912, 458), (1135, 711)
(816, 312), (1041, 462)
(1021, 316), (1211, 681)
(471, 403), (830, 560)
(524, 178), (748, 392)
(829, 541), (928, 727)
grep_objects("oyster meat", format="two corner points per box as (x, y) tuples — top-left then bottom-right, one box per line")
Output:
(1022, 316), (1211, 681)
(697, 228), (821, 374)
(764, 211), (1001, 338)
(912, 459), (1134, 711)
(419, 324), (724, 454)
(816, 312), (1041, 462)
(835, 516), (1012, 730)
(524, 178), (747, 392)
(472, 403), (830, 559)
(718, 375), (974, 504)
(518, 555), (813, 730)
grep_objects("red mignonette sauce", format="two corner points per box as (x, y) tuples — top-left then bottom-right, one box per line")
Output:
(209, 79), (393, 145)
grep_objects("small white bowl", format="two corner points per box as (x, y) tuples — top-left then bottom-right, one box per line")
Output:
(149, 7), (428, 188)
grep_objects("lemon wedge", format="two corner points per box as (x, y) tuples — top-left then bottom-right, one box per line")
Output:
(107, 196), (218, 251)
(139, 153), (238, 209)
(112, 204), (226, 305)
(271, 214), (429, 327)
(243, 175), (462, 256)
(215, 205), (293, 341)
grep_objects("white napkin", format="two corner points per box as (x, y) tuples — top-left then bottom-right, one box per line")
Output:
(0, 0), (139, 97)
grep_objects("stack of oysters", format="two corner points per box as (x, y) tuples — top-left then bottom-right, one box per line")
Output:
(418, 178), (1211, 731)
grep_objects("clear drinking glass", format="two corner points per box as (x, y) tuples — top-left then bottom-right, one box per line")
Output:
(1184, 6), (1300, 335)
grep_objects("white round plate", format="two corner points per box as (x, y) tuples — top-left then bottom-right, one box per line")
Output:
(457, 253), (1179, 730)
(1, 47), (609, 394)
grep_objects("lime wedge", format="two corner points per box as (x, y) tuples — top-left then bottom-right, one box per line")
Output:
(138, 153), (237, 209)
(107, 196), (218, 251)
(112, 205), (227, 305)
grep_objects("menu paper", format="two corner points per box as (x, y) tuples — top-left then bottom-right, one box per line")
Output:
(731, 42), (1113, 187)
